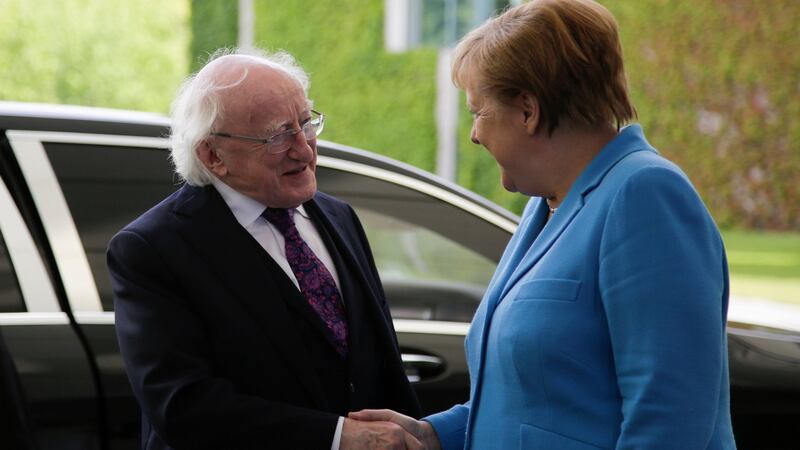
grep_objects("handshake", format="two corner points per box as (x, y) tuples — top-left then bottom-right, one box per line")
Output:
(341, 409), (442, 450)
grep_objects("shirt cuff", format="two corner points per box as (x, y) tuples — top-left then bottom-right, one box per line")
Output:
(331, 416), (344, 450)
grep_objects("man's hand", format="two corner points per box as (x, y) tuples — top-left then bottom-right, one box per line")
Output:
(340, 417), (422, 450)
(348, 410), (441, 450)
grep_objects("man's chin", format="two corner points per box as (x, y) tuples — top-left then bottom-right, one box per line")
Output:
(276, 186), (317, 209)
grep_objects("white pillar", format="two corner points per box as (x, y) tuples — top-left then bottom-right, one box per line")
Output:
(435, 47), (459, 182)
(238, 0), (254, 51)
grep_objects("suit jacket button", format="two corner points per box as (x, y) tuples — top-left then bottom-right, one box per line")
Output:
(349, 382), (355, 393)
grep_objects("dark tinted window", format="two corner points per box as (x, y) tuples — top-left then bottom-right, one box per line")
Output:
(0, 232), (24, 312)
(316, 166), (510, 322)
(45, 143), (179, 311)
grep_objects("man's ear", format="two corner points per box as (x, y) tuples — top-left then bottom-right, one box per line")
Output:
(197, 139), (228, 177)
(519, 91), (540, 135)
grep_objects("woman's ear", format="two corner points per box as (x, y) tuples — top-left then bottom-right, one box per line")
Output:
(197, 139), (228, 177)
(519, 91), (539, 135)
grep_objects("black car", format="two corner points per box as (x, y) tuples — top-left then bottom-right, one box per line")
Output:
(1, 102), (798, 449)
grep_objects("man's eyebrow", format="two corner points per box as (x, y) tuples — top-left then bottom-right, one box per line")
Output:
(265, 119), (289, 133)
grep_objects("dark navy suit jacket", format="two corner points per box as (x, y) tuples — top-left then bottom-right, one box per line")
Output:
(108, 184), (420, 450)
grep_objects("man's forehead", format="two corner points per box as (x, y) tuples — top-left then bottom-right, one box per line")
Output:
(214, 66), (310, 126)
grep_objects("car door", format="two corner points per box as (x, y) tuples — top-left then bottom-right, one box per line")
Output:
(314, 143), (517, 413)
(0, 132), (105, 449)
(4, 128), (178, 449)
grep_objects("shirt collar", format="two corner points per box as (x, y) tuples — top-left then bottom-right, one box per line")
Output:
(210, 177), (310, 227)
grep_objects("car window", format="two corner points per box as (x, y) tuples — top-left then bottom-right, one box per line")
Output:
(0, 232), (24, 312)
(315, 165), (509, 323)
(44, 143), (178, 311)
(355, 207), (495, 322)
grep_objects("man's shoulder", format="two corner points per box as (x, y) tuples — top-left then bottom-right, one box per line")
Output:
(311, 191), (354, 217)
(313, 190), (349, 208)
(120, 184), (208, 236)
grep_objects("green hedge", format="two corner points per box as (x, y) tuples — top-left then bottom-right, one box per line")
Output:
(5, 1), (794, 228)
(191, 1), (799, 230)
(189, 0), (238, 72)
(607, 0), (800, 230)
(0, 0), (188, 113)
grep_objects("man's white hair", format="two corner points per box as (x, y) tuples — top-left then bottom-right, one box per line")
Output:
(169, 47), (310, 186)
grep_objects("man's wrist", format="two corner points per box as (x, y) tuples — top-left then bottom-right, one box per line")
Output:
(331, 416), (344, 450)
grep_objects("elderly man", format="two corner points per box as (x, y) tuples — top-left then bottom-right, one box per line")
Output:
(108, 49), (421, 449)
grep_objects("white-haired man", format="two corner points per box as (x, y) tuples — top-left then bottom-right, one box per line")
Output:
(108, 49), (422, 450)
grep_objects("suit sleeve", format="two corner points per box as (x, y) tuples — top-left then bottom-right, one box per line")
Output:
(108, 229), (339, 449)
(598, 166), (728, 449)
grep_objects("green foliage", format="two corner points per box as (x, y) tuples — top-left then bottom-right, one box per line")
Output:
(0, 0), (189, 113)
(190, 1), (799, 228)
(722, 229), (800, 303)
(189, 0), (238, 72)
(2, 0), (798, 227)
(249, 0), (439, 171)
(606, 0), (800, 230)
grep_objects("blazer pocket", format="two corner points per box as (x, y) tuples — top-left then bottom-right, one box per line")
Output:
(514, 278), (581, 302)
(520, 423), (606, 450)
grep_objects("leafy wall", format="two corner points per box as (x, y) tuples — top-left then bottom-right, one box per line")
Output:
(0, 0), (189, 113)
(608, 0), (800, 230)
(4, 0), (790, 229)
(192, 0), (799, 230)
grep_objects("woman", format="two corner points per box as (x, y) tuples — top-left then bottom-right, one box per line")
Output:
(352, 0), (736, 449)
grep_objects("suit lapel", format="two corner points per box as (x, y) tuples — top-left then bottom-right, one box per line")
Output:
(172, 185), (330, 409)
(304, 196), (405, 370)
(304, 197), (379, 353)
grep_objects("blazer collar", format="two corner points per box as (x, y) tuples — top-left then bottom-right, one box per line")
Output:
(495, 124), (656, 301)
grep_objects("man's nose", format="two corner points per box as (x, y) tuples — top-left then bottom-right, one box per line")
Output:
(287, 130), (313, 158)
(471, 126), (480, 145)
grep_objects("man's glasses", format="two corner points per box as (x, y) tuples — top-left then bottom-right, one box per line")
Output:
(210, 109), (324, 154)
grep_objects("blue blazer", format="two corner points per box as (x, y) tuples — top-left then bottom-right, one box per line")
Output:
(427, 125), (736, 449)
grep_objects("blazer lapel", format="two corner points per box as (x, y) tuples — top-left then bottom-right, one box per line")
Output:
(497, 195), (583, 300)
(497, 124), (657, 301)
(172, 185), (330, 409)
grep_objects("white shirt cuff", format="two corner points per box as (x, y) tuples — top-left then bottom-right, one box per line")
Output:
(331, 416), (344, 450)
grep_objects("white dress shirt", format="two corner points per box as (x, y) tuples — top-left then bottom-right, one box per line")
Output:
(211, 178), (346, 450)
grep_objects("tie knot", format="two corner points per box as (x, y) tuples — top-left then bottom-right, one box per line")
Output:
(261, 208), (295, 235)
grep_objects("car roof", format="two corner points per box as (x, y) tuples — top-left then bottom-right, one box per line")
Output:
(0, 101), (520, 224)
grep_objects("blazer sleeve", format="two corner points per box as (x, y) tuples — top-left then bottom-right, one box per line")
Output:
(598, 166), (728, 449)
(108, 229), (339, 449)
(423, 401), (470, 450)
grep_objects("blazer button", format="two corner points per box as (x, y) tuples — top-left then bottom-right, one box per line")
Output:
(349, 382), (355, 393)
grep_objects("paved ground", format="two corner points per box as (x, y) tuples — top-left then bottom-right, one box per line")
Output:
(729, 296), (800, 332)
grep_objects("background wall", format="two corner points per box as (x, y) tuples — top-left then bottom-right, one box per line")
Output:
(0, 0), (188, 113)
(1, 0), (797, 230)
(191, 0), (799, 229)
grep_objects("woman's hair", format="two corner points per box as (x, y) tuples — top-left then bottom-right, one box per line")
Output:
(169, 48), (309, 186)
(452, 0), (636, 134)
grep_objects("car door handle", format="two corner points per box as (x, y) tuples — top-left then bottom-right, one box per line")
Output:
(401, 353), (445, 383)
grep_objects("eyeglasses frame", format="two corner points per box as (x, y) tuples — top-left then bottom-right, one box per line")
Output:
(209, 109), (324, 154)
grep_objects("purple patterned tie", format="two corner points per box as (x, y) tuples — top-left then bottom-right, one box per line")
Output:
(262, 208), (348, 357)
